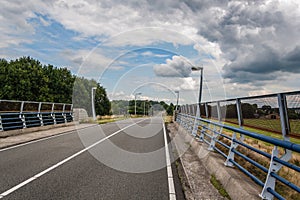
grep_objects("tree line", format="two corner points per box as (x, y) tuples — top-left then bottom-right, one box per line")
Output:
(198, 103), (299, 120)
(111, 100), (175, 116)
(0, 57), (110, 116)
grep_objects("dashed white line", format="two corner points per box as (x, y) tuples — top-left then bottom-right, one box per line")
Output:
(162, 118), (176, 200)
(0, 119), (147, 199)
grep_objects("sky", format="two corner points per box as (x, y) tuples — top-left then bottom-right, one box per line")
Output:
(1, 0), (300, 105)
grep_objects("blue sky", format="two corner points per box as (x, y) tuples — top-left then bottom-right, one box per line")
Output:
(1, 0), (300, 104)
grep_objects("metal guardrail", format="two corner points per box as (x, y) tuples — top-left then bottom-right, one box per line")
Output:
(175, 91), (300, 200)
(0, 100), (73, 131)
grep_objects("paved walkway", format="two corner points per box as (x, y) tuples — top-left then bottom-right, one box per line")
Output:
(168, 123), (226, 200)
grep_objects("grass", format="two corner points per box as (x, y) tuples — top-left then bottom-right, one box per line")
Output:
(97, 116), (127, 124)
(164, 115), (173, 123)
(210, 174), (231, 200)
(223, 120), (300, 144)
(226, 118), (300, 137)
(97, 114), (151, 124)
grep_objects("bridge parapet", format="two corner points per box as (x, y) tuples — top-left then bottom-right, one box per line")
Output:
(176, 90), (300, 200)
(0, 100), (73, 132)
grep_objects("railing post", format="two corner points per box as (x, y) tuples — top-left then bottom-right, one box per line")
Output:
(205, 103), (209, 118)
(191, 104), (195, 116)
(277, 93), (290, 141)
(197, 103), (208, 141)
(52, 103), (56, 124)
(217, 101), (221, 122)
(38, 102), (43, 126)
(63, 104), (67, 123)
(236, 99), (244, 128)
(260, 93), (292, 199)
(260, 146), (292, 199)
(192, 103), (200, 137)
(20, 101), (26, 129)
(225, 99), (244, 167)
(208, 102), (221, 151)
(0, 115), (3, 131)
(70, 104), (74, 121)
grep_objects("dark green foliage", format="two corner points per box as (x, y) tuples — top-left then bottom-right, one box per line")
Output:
(224, 104), (238, 119)
(0, 57), (111, 116)
(241, 103), (255, 118)
(111, 100), (129, 115)
(166, 103), (175, 116)
(95, 84), (111, 116)
(119, 100), (173, 116)
(0, 56), (74, 103)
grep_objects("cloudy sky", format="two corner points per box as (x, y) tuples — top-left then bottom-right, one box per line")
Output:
(1, 0), (300, 104)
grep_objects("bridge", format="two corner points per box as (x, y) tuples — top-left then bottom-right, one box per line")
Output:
(0, 91), (300, 200)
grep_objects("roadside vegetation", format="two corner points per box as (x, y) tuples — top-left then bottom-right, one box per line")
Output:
(210, 174), (231, 200)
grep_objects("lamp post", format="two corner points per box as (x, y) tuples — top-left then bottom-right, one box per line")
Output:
(134, 92), (142, 115)
(175, 91), (179, 111)
(91, 87), (97, 121)
(191, 65), (203, 138)
(191, 65), (203, 117)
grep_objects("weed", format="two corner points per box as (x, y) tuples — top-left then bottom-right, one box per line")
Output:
(210, 174), (231, 200)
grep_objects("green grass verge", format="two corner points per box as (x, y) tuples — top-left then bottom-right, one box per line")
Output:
(97, 117), (126, 124)
(210, 174), (231, 200)
(223, 121), (300, 144)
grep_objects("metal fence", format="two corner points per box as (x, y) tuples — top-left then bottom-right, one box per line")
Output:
(175, 91), (300, 200)
(0, 100), (73, 131)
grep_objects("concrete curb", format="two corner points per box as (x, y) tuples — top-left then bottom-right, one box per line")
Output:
(0, 122), (78, 138)
(173, 122), (261, 200)
(0, 123), (98, 150)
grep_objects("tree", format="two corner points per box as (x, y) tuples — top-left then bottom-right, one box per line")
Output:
(0, 57), (111, 117)
(242, 103), (255, 118)
(95, 84), (111, 116)
(225, 104), (238, 119)
(0, 56), (74, 103)
(166, 103), (175, 116)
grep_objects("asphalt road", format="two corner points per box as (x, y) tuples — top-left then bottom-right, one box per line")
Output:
(0, 117), (184, 199)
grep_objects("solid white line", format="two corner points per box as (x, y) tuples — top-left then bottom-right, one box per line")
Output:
(162, 118), (176, 200)
(0, 119), (146, 198)
(0, 125), (98, 152)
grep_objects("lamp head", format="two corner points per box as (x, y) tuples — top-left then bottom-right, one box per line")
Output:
(191, 66), (203, 71)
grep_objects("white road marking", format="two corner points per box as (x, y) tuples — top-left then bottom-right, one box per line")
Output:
(0, 119), (147, 199)
(162, 118), (176, 200)
(0, 125), (98, 152)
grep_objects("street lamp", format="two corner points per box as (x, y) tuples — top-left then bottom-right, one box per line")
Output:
(134, 92), (142, 115)
(191, 65), (204, 138)
(91, 87), (97, 120)
(191, 65), (204, 108)
(175, 91), (179, 111)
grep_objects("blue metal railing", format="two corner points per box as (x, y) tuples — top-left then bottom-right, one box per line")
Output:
(175, 91), (300, 200)
(0, 100), (73, 132)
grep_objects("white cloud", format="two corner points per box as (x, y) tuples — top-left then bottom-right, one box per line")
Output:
(61, 49), (114, 78)
(141, 51), (169, 58)
(153, 55), (194, 77)
(1, 0), (300, 100)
